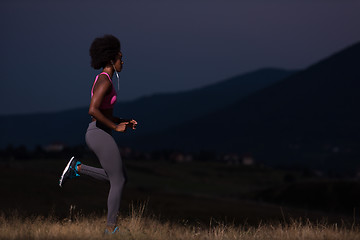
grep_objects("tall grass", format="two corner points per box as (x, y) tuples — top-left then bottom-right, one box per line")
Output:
(1, 204), (360, 240)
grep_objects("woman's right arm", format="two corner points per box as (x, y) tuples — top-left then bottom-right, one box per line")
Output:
(88, 77), (127, 132)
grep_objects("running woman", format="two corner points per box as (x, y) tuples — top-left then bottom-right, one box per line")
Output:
(59, 34), (137, 234)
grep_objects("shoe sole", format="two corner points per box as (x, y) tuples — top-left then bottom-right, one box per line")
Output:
(59, 156), (75, 187)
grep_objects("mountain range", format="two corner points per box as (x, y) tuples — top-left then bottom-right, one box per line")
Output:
(1, 41), (360, 172)
(133, 41), (360, 172)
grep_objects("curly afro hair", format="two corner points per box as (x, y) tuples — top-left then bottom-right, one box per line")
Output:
(89, 35), (121, 69)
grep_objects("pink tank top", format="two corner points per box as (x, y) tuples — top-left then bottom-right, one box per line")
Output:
(91, 72), (117, 109)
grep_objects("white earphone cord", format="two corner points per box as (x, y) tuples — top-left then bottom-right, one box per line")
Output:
(112, 64), (120, 91)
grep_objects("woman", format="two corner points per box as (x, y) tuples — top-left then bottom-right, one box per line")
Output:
(59, 34), (137, 234)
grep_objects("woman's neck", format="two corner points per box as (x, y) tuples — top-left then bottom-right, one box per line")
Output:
(102, 65), (114, 79)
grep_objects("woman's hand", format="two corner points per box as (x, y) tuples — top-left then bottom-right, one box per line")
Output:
(113, 118), (137, 131)
(114, 122), (129, 132)
(128, 119), (138, 130)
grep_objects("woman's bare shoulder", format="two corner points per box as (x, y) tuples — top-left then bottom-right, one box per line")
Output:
(93, 74), (112, 93)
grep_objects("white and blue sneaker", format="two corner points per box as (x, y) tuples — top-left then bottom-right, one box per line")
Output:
(59, 156), (81, 187)
(104, 226), (119, 235)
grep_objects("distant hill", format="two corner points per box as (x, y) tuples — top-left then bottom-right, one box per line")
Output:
(134, 42), (360, 172)
(114, 68), (295, 135)
(0, 68), (294, 149)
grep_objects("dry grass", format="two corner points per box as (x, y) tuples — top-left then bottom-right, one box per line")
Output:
(1, 204), (360, 240)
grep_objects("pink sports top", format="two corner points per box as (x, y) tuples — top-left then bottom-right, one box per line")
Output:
(91, 72), (117, 109)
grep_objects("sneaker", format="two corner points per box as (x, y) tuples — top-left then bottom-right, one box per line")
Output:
(104, 226), (119, 235)
(59, 156), (81, 187)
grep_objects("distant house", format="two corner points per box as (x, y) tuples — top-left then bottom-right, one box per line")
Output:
(223, 153), (255, 166)
(242, 154), (254, 166)
(171, 152), (193, 163)
(223, 153), (240, 165)
(43, 142), (65, 152)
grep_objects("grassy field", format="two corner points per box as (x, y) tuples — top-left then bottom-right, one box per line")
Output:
(1, 203), (360, 240)
(1, 157), (360, 239)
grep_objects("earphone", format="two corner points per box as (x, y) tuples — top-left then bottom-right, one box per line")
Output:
(111, 61), (120, 91)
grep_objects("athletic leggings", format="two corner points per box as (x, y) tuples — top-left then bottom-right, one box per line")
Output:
(82, 121), (126, 226)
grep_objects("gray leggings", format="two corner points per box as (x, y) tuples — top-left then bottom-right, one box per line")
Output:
(82, 121), (126, 226)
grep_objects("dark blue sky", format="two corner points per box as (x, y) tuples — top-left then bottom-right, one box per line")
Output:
(1, 0), (359, 115)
